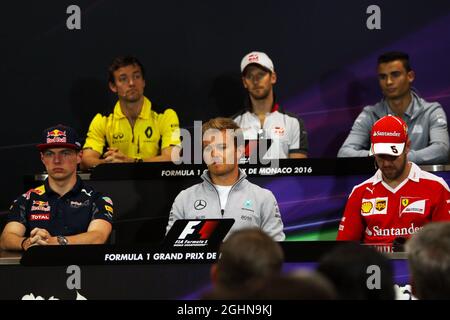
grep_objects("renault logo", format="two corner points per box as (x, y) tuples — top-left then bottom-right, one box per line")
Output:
(145, 126), (153, 139)
(194, 200), (207, 210)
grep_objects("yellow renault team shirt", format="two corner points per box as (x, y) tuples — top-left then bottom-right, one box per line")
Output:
(83, 97), (181, 160)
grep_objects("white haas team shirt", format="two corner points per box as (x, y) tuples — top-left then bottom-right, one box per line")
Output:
(233, 104), (308, 159)
(337, 162), (450, 244)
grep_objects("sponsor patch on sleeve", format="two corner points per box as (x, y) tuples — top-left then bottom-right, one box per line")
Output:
(102, 197), (113, 206)
(104, 205), (113, 214)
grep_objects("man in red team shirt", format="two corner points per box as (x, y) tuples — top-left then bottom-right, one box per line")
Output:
(337, 115), (450, 244)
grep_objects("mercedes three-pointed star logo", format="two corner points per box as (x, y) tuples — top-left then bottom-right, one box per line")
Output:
(194, 200), (207, 210)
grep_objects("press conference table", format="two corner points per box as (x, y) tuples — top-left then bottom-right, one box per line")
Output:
(4, 158), (442, 299)
(26, 158), (450, 244)
(27, 158), (383, 244)
(0, 241), (408, 300)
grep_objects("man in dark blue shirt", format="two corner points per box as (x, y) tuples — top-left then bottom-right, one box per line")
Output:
(0, 125), (113, 251)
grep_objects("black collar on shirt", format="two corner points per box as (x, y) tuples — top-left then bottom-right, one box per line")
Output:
(44, 175), (83, 198)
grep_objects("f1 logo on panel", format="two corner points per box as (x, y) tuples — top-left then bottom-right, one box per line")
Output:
(179, 221), (201, 239)
(167, 219), (234, 248)
(178, 220), (219, 240)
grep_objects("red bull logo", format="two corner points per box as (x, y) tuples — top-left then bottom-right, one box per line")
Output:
(46, 129), (67, 144)
(31, 200), (51, 212)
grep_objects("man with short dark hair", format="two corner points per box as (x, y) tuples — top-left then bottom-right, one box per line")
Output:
(337, 115), (450, 244)
(204, 228), (284, 299)
(317, 243), (395, 300)
(81, 55), (181, 169)
(233, 51), (308, 159)
(213, 228), (284, 288)
(338, 51), (449, 164)
(0, 125), (113, 251)
(406, 222), (450, 300)
(166, 117), (285, 241)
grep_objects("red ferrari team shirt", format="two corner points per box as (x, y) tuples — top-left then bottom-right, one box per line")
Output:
(337, 163), (450, 244)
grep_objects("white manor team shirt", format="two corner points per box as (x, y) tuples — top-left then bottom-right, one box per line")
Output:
(233, 104), (308, 159)
(337, 162), (450, 244)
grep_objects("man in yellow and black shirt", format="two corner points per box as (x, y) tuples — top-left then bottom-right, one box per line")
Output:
(81, 56), (181, 169)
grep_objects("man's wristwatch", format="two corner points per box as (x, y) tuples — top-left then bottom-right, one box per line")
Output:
(57, 235), (69, 246)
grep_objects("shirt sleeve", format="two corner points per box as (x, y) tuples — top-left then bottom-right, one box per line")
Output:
(336, 188), (365, 241)
(337, 108), (373, 158)
(92, 194), (114, 224)
(7, 195), (28, 226)
(166, 190), (186, 235)
(407, 105), (450, 164)
(260, 190), (285, 241)
(431, 183), (450, 221)
(158, 108), (181, 150)
(289, 116), (308, 155)
(83, 113), (107, 155)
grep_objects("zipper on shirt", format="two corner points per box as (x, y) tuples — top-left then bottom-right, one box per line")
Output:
(252, 113), (265, 139)
(127, 120), (135, 144)
(137, 136), (140, 154)
(204, 174), (246, 218)
(223, 182), (241, 217)
(206, 183), (222, 216)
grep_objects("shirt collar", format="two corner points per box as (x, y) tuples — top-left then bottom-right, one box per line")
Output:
(244, 95), (280, 113)
(403, 95), (415, 118)
(383, 92), (415, 118)
(372, 162), (420, 185)
(113, 96), (151, 120)
(201, 168), (247, 186)
(44, 175), (83, 198)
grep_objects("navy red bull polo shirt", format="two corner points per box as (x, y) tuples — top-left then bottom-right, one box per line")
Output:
(7, 176), (113, 237)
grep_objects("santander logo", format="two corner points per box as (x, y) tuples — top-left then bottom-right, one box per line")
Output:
(372, 131), (401, 137)
(365, 223), (422, 237)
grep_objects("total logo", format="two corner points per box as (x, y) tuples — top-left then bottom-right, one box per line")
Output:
(30, 213), (50, 221)
(365, 223), (422, 237)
